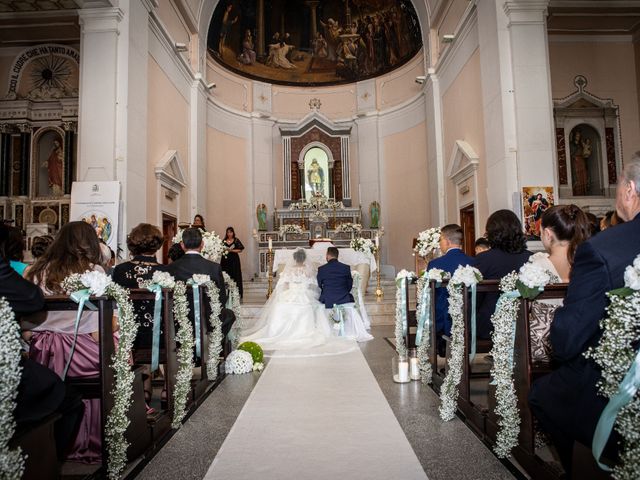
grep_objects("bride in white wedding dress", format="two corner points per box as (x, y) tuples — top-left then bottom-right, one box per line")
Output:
(240, 249), (355, 356)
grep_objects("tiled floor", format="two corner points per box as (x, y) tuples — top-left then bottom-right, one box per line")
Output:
(136, 326), (515, 480)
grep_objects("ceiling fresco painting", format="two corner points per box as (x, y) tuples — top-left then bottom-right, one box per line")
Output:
(207, 0), (422, 86)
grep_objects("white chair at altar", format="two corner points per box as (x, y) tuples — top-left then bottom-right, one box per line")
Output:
(331, 303), (373, 343)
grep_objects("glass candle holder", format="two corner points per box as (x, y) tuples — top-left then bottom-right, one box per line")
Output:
(392, 354), (410, 383)
(409, 348), (420, 381)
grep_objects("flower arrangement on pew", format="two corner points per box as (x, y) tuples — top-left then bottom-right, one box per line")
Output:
(278, 224), (304, 237)
(0, 298), (25, 479)
(172, 228), (227, 262)
(415, 269), (450, 385)
(414, 227), (441, 258)
(226, 342), (264, 374)
(350, 237), (376, 255)
(439, 265), (482, 422)
(394, 269), (416, 357)
(190, 274), (224, 381)
(223, 272), (242, 349)
(60, 271), (138, 480)
(336, 223), (362, 233)
(586, 254), (640, 480)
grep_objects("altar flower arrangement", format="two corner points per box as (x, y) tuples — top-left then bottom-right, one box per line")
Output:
(439, 265), (482, 422)
(225, 350), (255, 375)
(310, 210), (329, 222)
(278, 224), (304, 237)
(336, 223), (362, 233)
(586, 254), (640, 479)
(0, 298), (25, 479)
(414, 227), (441, 258)
(172, 228), (227, 262)
(60, 271), (138, 479)
(350, 237), (376, 254)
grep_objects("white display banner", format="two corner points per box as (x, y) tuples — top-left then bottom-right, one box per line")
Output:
(70, 181), (120, 252)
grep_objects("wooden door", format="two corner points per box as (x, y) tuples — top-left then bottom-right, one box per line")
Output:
(162, 213), (177, 264)
(460, 205), (475, 257)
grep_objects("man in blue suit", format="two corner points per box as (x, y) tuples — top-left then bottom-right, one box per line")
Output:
(529, 155), (640, 473)
(427, 224), (473, 356)
(317, 246), (354, 308)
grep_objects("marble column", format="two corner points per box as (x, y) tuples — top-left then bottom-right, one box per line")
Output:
(17, 123), (31, 196)
(256, 0), (265, 56)
(62, 121), (76, 195)
(306, 1), (320, 40)
(0, 125), (11, 196)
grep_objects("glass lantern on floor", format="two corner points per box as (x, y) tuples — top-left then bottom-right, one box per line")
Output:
(408, 348), (420, 381)
(392, 354), (410, 383)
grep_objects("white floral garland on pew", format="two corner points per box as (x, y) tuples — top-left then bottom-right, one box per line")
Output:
(394, 269), (416, 357)
(439, 265), (482, 421)
(0, 298), (25, 479)
(489, 257), (557, 458)
(170, 280), (194, 429)
(586, 254), (640, 480)
(223, 273), (242, 349)
(190, 274), (224, 381)
(61, 271), (138, 480)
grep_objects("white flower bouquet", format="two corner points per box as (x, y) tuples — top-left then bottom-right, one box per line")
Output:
(450, 265), (482, 287)
(414, 227), (441, 258)
(426, 268), (450, 283)
(396, 269), (416, 281)
(309, 210), (329, 222)
(225, 350), (254, 375)
(173, 228), (227, 262)
(278, 224), (304, 237)
(336, 223), (362, 233)
(350, 237), (376, 254)
(149, 271), (176, 289)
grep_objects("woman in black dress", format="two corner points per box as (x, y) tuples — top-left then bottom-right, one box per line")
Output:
(112, 223), (166, 406)
(221, 226), (244, 299)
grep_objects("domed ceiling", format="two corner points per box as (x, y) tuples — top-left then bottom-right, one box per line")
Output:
(207, 0), (422, 86)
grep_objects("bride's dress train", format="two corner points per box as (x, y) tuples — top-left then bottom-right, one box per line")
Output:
(240, 263), (356, 357)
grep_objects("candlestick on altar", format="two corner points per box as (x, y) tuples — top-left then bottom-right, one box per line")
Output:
(267, 242), (274, 299)
(332, 203), (337, 228)
(300, 202), (305, 228)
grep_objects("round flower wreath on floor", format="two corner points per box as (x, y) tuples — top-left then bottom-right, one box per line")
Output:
(0, 297), (25, 479)
(586, 254), (640, 480)
(61, 271), (138, 480)
(439, 265), (482, 421)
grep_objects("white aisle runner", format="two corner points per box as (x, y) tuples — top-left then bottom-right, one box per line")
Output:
(205, 344), (428, 480)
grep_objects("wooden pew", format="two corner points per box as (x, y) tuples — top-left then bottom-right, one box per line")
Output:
(42, 296), (149, 475)
(402, 277), (418, 350)
(427, 279), (446, 393)
(11, 412), (61, 480)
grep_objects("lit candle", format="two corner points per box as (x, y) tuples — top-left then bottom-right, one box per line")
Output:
(410, 357), (420, 381)
(268, 237), (273, 251)
(375, 234), (379, 248)
(395, 360), (409, 383)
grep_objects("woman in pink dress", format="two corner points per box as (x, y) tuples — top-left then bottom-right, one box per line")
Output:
(25, 221), (118, 464)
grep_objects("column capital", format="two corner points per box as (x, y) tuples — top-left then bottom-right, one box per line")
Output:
(0, 123), (13, 134)
(16, 123), (31, 133)
(61, 121), (78, 132)
(78, 7), (124, 34)
(503, 1), (549, 26)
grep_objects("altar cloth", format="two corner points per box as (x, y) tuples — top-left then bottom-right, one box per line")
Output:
(272, 246), (377, 273)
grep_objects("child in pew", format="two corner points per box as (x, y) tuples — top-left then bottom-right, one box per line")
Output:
(24, 221), (119, 464)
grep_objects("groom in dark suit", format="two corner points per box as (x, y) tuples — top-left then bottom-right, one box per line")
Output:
(317, 247), (354, 308)
(529, 155), (640, 472)
(166, 227), (235, 337)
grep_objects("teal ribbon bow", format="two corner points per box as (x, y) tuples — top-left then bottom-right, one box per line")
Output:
(186, 281), (202, 359)
(416, 278), (439, 346)
(469, 283), (478, 361)
(333, 304), (346, 336)
(64, 289), (97, 380)
(592, 347), (640, 471)
(146, 284), (163, 372)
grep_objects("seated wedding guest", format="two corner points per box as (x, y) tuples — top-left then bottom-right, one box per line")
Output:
(584, 211), (600, 237)
(166, 228), (235, 338)
(221, 226), (244, 299)
(30, 234), (54, 260)
(427, 225), (472, 356)
(530, 155), (640, 474)
(2, 225), (27, 275)
(25, 221), (117, 464)
(528, 205), (590, 362)
(98, 241), (114, 274)
(112, 223), (165, 409)
(168, 242), (185, 263)
(599, 209), (624, 231)
(0, 251), (84, 462)
(192, 214), (206, 230)
(474, 237), (491, 255)
(472, 209), (532, 340)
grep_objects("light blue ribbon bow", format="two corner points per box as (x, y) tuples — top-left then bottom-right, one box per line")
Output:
(416, 278), (439, 346)
(469, 284), (478, 361)
(333, 304), (346, 336)
(187, 281), (202, 359)
(592, 347), (640, 471)
(64, 289), (98, 380)
(146, 284), (163, 372)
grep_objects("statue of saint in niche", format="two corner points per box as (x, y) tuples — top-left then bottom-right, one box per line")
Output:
(569, 125), (601, 196)
(307, 158), (325, 195)
(38, 131), (64, 196)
